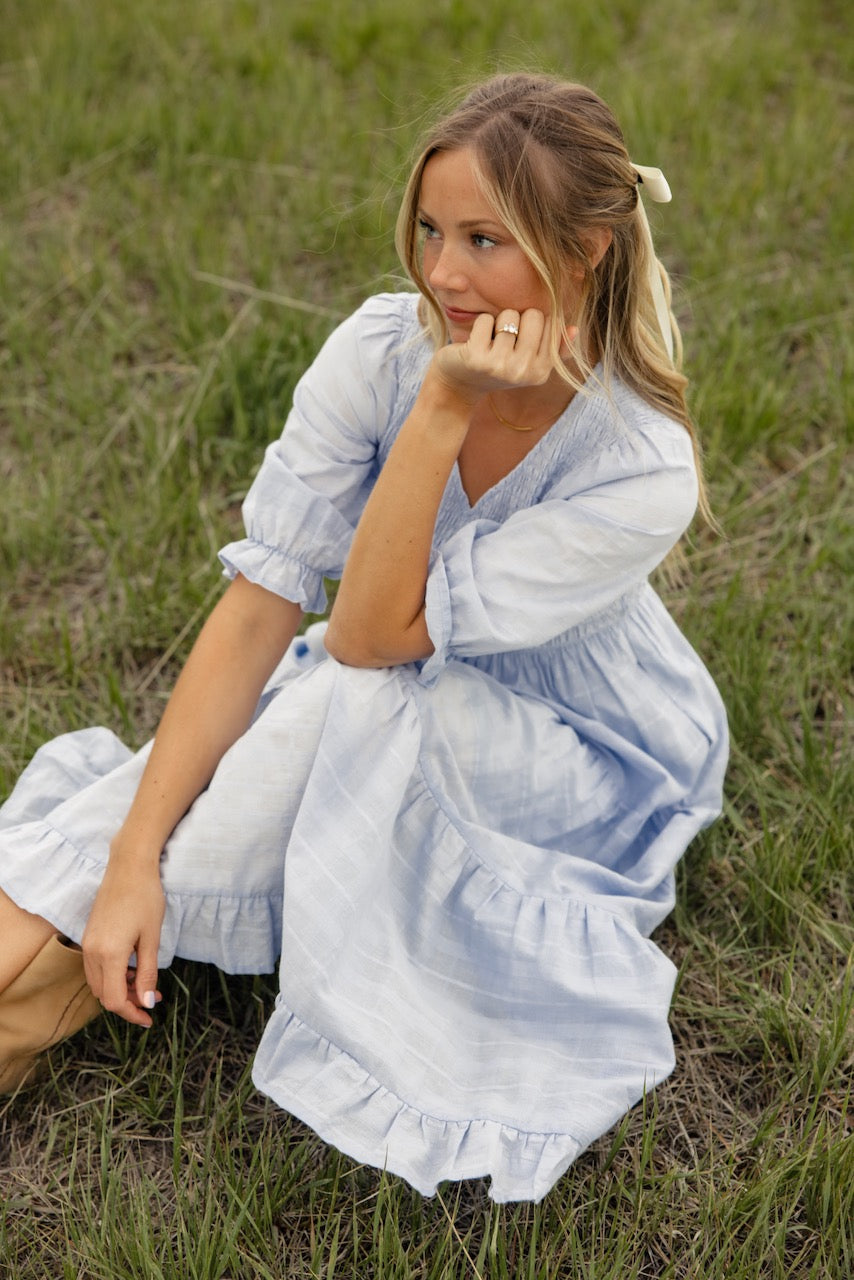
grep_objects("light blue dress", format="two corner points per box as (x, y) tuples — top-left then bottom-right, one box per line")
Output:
(0, 293), (727, 1202)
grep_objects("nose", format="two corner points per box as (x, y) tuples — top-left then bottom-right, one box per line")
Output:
(426, 240), (467, 293)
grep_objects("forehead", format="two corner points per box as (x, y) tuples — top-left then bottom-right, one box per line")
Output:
(419, 147), (504, 223)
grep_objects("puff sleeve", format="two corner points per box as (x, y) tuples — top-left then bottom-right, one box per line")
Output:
(420, 423), (699, 684)
(218, 294), (409, 614)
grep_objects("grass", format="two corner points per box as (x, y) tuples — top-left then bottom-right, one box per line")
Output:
(0, 0), (851, 1275)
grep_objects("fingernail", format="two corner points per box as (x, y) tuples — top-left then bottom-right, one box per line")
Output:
(143, 991), (157, 1010)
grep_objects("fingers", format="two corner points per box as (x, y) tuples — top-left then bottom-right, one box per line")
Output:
(484, 309), (551, 387)
(493, 310), (581, 372)
(491, 308), (546, 353)
(84, 953), (149, 1028)
(492, 311), (522, 341)
(134, 937), (162, 1023)
(81, 863), (167, 1028)
(83, 942), (162, 1029)
(471, 308), (546, 353)
(436, 306), (560, 400)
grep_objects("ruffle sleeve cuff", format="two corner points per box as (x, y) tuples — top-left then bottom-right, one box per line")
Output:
(219, 538), (330, 616)
(218, 455), (359, 613)
(419, 557), (452, 686)
(418, 455), (699, 686)
(420, 519), (500, 686)
(216, 292), (425, 614)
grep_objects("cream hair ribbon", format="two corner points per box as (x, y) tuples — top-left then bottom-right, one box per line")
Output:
(632, 163), (674, 360)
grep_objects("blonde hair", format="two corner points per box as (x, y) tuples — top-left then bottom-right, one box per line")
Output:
(395, 72), (713, 524)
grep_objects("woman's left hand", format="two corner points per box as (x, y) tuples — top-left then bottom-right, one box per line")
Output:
(82, 855), (166, 1028)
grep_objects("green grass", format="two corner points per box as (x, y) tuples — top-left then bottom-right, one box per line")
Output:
(1, 0), (851, 1275)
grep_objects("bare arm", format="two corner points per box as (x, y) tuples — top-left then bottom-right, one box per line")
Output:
(324, 364), (474, 666)
(83, 573), (302, 1025)
(111, 574), (301, 857)
(325, 308), (555, 667)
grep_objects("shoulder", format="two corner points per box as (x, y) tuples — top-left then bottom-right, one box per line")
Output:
(290, 292), (428, 425)
(353, 290), (424, 334)
(545, 373), (698, 524)
(320, 291), (426, 366)
(575, 373), (696, 473)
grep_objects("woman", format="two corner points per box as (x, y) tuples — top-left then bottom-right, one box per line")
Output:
(0, 73), (727, 1202)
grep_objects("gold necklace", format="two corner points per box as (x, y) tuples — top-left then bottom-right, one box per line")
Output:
(487, 393), (551, 433)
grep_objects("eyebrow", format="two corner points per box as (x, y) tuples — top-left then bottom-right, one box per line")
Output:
(418, 208), (504, 231)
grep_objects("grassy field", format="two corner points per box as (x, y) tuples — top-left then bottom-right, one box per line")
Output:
(0, 0), (851, 1276)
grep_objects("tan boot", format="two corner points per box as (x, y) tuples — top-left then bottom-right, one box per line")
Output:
(0, 934), (101, 1093)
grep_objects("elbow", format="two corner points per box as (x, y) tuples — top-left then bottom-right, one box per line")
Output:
(323, 616), (433, 669)
(323, 620), (389, 668)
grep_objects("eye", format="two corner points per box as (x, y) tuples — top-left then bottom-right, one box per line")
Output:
(418, 217), (440, 240)
(472, 232), (498, 249)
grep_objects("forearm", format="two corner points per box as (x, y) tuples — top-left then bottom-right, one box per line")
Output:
(110, 575), (302, 866)
(325, 369), (473, 666)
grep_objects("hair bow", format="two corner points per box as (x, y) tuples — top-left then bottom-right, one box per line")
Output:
(631, 162), (674, 358)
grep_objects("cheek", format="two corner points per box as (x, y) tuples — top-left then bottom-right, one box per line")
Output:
(507, 258), (552, 311)
(420, 240), (439, 277)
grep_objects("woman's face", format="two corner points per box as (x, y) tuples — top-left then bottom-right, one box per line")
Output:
(418, 147), (558, 341)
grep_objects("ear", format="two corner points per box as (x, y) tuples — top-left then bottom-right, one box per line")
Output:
(586, 226), (613, 270)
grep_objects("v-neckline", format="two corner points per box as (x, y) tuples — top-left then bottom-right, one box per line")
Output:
(454, 381), (588, 511)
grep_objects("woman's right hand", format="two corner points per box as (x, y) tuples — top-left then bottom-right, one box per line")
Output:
(82, 851), (166, 1028)
(431, 307), (557, 404)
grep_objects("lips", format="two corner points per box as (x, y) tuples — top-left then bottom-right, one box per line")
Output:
(442, 304), (484, 326)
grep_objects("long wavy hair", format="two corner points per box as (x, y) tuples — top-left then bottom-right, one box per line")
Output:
(395, 73), (713, 523)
